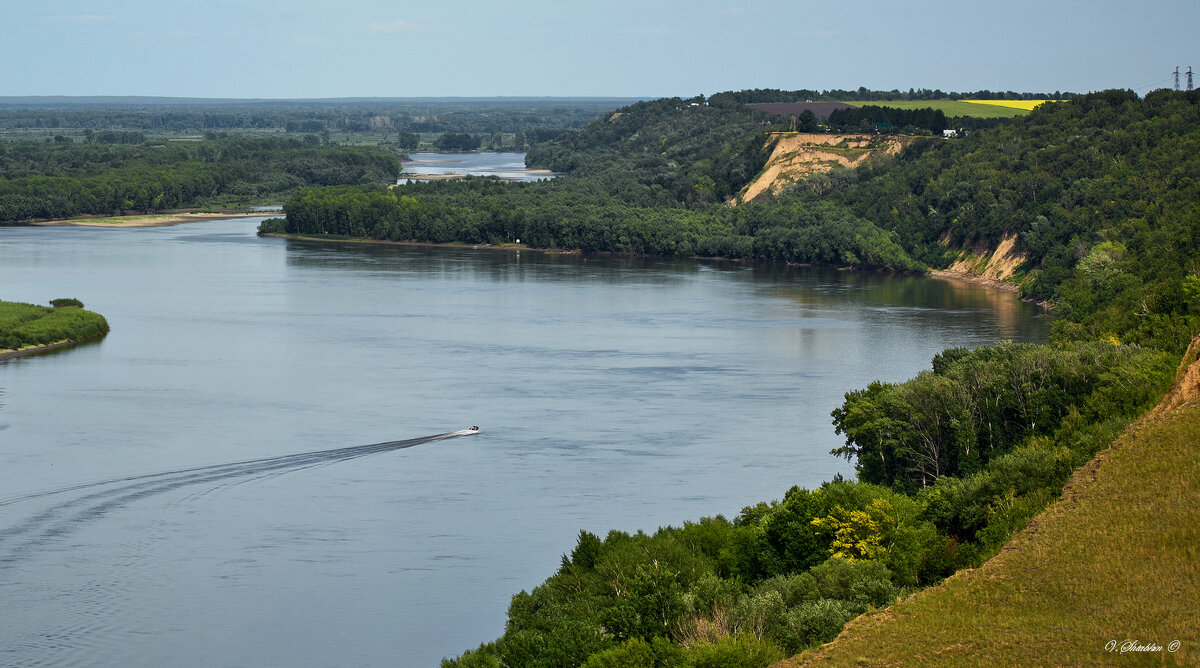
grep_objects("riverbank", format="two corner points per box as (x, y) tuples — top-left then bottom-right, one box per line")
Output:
(929, 268), (1055, 311)
(262, 232), (1045, 285)
(928, 268), (1021, 293)
(30, 211), (274, 228)
(267, 222), (1049, 312)
(0, 335), (104, 361)
(786, 335), (1200, 667)
(259, 233), (918, 270)
(258, 232), (583, 255)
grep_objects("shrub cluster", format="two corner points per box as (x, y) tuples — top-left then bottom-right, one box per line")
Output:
(0, 299), (109, 350)
(832, 341), (1176, 490)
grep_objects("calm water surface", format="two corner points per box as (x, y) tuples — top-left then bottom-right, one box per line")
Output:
(0, 219), (1048, 666)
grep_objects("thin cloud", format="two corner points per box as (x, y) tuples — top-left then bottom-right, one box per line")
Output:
(292, 33), (327, 46)
(368, 19), (420, 33)
(60, 14), (116, 24)
(620, 26), (671, 36)
(718, 8), (746, 15)
(796, 28), (841, 39)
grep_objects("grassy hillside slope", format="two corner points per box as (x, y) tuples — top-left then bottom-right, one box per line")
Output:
(786, 337), (1200, 667)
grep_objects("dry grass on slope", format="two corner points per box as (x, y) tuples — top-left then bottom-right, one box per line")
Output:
(780, 337), (1200, 668)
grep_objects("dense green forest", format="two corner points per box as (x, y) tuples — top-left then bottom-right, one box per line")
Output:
(262, 97), (927, 270)
(414, 89), (1200, 666)
(825, 105), (949, 134)
(820, 89), (1200, 352)
(0, 135), (403, 222)
(262, 179), (923, 271)
(736, 103), (1010, 137)
(0, 299), (109, 351)
(524, 97), (775, 202)
(0, 97), (635, 139)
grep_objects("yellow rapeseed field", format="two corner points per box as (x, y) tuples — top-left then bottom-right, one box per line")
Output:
(964, 99), (1053, 111)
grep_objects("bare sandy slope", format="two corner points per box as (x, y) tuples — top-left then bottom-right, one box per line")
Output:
(929, 232), (1031, 296)
(940, 232), (1026, 281)
(737, 133), (911, 203)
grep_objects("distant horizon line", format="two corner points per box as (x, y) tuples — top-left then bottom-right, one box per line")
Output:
(0, 94), (654, 105)
(0, 87), (1163, 108)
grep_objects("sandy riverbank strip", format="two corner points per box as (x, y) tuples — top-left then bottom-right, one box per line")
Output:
(397, 174), (471, 181)
(928, 268), (1020, 293)
(929, 268), (1054, 310)
(0, 336), (103, 361)
(31, 211), (276, 228)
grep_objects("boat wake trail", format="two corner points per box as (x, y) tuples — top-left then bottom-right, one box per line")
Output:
(0, 430), (473, 566)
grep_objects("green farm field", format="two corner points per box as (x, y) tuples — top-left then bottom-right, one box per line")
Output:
(846, 99), (1031, 117)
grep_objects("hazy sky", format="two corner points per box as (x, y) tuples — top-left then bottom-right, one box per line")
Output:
(5, 0), (1195, 98)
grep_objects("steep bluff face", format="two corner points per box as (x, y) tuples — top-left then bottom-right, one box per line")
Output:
(929, 232), (1033, 297)
(735, 133), (913, 203)
(939, 232), (1026, 282)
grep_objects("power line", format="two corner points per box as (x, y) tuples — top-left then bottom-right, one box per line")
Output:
(1131, 74), (1174, 93)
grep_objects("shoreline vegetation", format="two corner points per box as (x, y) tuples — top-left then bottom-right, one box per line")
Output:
(789, 337), (1200, 667)
(0, 299), (110, 359)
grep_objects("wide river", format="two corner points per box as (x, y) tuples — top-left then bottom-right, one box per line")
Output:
(0, 218), (1048, 666)
(400, 152), (557, 182)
